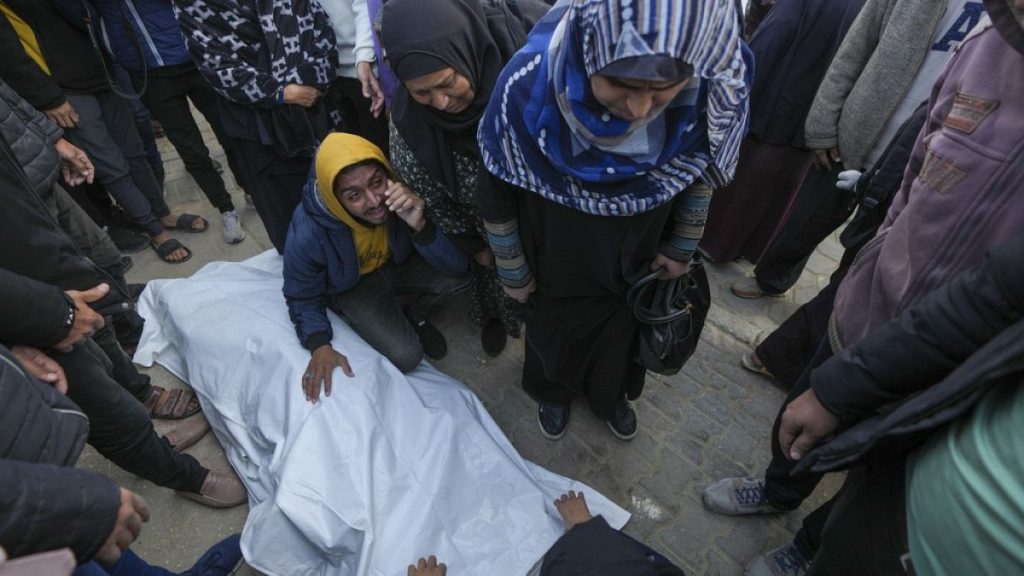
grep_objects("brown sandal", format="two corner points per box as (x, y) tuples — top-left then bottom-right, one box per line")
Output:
(144, 386), (202, 420)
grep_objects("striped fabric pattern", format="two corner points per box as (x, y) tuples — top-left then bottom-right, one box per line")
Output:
(478, 0), (751, 217)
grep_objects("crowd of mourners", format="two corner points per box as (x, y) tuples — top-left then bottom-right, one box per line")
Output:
(0, 0), (1022, 574)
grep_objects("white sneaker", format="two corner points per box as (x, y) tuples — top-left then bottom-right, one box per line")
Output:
(221, 210), (246, 244)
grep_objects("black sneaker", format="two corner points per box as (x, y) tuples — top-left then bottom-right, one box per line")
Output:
(120, 255), (134, 274)
(107, 226), (150, 254)
(538, 401), (570, 440)
(411, 318), (447, 360)
(481, 318), (507, 357)
(606, 398), (637, 441)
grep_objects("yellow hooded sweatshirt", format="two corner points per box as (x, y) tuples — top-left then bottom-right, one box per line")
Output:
(314, 132), (395, 276)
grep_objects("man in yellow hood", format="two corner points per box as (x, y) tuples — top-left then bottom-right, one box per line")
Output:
(283, 133), (471, 401)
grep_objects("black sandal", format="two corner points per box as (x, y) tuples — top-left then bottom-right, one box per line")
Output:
(168, 213), (209, 233)
(152, 238), (193, 264)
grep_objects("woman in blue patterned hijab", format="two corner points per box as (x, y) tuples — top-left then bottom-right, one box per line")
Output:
(476, 0), (751, 441)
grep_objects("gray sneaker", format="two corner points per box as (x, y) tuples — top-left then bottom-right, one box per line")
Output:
(702, 477), (782, 515)
(221, 210), (246, 244)
(745, 542), (810, 576)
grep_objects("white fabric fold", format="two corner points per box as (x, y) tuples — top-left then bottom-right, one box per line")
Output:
(134, 251), (628, 576)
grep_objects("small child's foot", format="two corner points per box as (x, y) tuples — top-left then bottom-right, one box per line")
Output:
(554, 491), (593, 531)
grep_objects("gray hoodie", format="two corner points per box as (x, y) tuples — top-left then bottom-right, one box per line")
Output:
(802, 0), (946, 170)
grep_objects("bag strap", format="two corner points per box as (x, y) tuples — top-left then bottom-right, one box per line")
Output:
(627, 267), (697, 325)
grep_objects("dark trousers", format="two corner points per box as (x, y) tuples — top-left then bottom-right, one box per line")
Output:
(521, 332), (647, 419)
(328, 77), (389, 154)
(53, 339), (205, 493)
(756, 219), (870, 390)
(64, 91), (169, 237)
(228, 137), (307, 253)
(135, 68), (238, 213)
(114, 63), (164, 188)
(754, 162), (851, 294)
(43, 184), (122, 274)
(329, 255), (471, 372)
(805, 464), (909, 575)
(764, 338), (834, 510)
(756, 281), (837, 390)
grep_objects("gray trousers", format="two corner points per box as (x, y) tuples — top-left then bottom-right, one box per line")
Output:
(329, 254), (471, 372)
(64, 90), (169, 237)
(42, 184), (122, 276)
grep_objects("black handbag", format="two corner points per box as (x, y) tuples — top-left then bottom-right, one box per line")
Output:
(626, 261), (711, 375)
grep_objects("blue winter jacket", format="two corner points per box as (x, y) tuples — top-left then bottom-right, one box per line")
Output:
(283, 173), (470, 351)
(83, 0), (193, 75)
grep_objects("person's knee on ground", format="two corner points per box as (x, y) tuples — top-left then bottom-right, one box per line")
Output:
(385, 338), (424, 373)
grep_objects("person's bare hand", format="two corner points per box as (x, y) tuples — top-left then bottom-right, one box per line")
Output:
(10, 346), (68, 394)
(650, 253), (691, 279)
(779, 388), (840, 461)
(811, 147), (841, 171)
(502, 277), (536, 303)
(384, 179), (426, 232)
(303, 345), (354, 402)
(54, 138), (94, 186)
(408, 556), (446, 576)
(356, 61), (385, 118)
(55, 284), (109, 352)
(44, 101), (80, 128)
(95, 488), (150, 565)
(473, 246), (494, 268)
(283, 84), (322, 108)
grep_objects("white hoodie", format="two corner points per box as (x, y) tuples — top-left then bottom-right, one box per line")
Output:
(316, 0), (376, 78)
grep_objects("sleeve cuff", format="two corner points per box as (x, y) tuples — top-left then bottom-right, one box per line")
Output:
(303, 331), (332, 352)
(411, 220), (437, 246)
(354, 47), (376, 64)
(658, 242), (695, 264)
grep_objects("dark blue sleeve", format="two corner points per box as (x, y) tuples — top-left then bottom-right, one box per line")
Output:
(282, 224), (334, 352)
(409, 221), (470, 278)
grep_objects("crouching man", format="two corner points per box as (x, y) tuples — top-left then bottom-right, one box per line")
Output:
(284, 133), (471, 401)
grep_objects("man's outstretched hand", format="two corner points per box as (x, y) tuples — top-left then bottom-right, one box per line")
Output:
(302, 345), (354, 402)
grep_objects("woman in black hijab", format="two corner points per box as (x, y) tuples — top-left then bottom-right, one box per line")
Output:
(380, 0), (548, 356)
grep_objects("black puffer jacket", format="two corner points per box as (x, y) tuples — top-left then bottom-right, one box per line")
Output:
(0, 134), (130, 322)
(795, 234), (1024, 475)
(0, 345), (119, 561)
(0, 80), (62, 199)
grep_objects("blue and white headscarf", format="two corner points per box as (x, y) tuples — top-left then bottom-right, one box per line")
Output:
(478, 0), (752, 216)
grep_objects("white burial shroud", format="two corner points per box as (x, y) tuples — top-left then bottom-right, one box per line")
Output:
(134, 251), (629, 576)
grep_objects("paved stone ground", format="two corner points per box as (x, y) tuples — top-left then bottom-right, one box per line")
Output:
(77, 115), (845, 575)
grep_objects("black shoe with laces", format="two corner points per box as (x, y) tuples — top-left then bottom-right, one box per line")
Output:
(538, 401), (571, 440)
(481, 318), (508, 357)
(411, 318), (447, 360)
(606, 398), (638, 440)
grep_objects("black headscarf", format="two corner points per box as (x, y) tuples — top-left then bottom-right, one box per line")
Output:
(382, 0), (546, 193)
